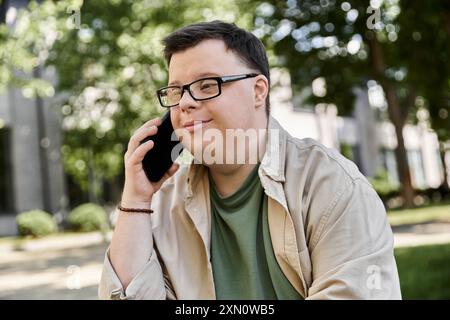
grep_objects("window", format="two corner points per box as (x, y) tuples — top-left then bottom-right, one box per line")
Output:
(350, 144), (362, 171)
(0, 127), (13, 213)
(407, 150), (427, 189)
(0, 0), (8, 24)
(380, 148), (399, 185)
(436, 150), (445, 182)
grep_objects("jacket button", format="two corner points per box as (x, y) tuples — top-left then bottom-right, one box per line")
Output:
(110, 289), (124, 300)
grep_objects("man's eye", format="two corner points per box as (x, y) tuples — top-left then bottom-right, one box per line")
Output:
(200, 82), (216, 90)
(167, 88), (181, 95)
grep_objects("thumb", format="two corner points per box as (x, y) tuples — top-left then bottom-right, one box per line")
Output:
(153, 163), (180, 188)
(167, 162), (180, 177)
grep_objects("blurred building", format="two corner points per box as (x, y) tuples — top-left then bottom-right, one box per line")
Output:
(0, 81), (68, 236)
(0, 0), (68, 236)
(270, 68), (448, 191)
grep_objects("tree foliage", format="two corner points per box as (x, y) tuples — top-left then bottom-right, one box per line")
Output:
(254, 0), (449, 138)
(253, 0), (450, 206)
(1, 0), (256, 196)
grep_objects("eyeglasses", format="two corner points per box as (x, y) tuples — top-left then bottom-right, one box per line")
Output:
(156, 73), (259, 108)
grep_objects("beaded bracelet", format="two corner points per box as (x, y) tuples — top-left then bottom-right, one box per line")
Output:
(117, 204), (154, 214)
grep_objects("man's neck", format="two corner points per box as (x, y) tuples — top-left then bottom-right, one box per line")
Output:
(207, 124), (267, 198)
(208, 163), (258, 198)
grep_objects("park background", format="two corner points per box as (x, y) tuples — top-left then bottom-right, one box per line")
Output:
(0, 0), (449, 299)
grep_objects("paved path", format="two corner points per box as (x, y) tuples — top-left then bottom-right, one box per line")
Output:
(0, 234), (108, 300)
(392, 222), (450, 248)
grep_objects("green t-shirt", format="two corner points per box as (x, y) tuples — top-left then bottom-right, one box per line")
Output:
(208, 163), (302, 300)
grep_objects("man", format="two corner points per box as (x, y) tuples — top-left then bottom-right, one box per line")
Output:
(99, 20), (401, 300)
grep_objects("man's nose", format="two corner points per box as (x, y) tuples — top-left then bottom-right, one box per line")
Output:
(179, 89), (199, 112)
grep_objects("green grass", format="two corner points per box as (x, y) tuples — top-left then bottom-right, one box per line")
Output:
(390, 203), (450, 299)
(395, 243), (450, 299)
(387, 202), (450, 227)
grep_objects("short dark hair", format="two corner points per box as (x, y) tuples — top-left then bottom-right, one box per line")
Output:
(162, 20), (270, 117)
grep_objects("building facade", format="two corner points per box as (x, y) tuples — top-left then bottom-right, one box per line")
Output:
(0, 0), (68, 236)
(270, 68), (448, 192)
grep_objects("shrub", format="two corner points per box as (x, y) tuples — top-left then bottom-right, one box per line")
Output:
(16, 210), (57, 237)
(68, 203), (109, 232)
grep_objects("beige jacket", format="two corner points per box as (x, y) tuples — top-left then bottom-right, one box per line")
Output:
(99, 116), (402, 300)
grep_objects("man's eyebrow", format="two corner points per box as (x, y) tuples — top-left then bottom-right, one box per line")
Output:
(168, 72), (221, 86)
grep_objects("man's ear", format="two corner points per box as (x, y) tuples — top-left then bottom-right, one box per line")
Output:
(254, 75), (269, 109)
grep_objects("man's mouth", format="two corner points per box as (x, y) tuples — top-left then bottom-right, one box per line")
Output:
(183, 119), (213, 132)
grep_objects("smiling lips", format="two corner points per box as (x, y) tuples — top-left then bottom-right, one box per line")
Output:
(183, 119), (212, 132)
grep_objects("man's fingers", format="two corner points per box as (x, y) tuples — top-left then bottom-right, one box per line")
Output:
(128, 139), (154, 165)
(127, 124), (158, 155)
(127, 118), (161, 152)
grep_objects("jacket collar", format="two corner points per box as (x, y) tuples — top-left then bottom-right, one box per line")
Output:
(260, 115), (287, 182)
(185, 115), (287, 198)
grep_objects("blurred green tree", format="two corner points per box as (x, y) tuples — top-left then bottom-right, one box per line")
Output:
(254, 0), (450, 207)
(0, 0), (256, 202)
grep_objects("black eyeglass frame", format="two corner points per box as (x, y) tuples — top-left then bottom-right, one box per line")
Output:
(156, 73), (259, 108)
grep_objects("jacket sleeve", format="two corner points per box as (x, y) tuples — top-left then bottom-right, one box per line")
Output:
(306, 178), (402, 300)
(98, 247), (176, 300)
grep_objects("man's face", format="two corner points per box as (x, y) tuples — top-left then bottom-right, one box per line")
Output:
(167, 39), (267, 163)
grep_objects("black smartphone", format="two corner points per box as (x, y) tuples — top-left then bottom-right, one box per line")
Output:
(141, 111), (184, 182)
